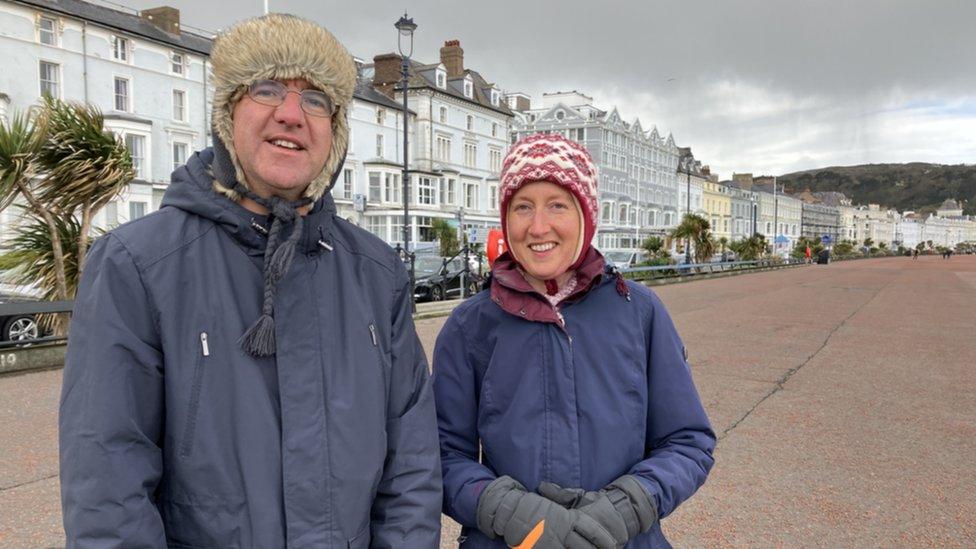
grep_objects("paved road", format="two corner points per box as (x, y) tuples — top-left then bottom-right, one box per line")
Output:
(2, 256), (974, 547)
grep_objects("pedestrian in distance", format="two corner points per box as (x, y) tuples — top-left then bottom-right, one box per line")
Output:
(433, 134), (716, 548)
(59, 14), (441, 548)
(912, 248), (919, 260)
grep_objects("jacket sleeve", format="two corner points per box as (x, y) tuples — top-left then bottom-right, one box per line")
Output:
(432, 313), (497, 528)
(370, 267), (443, 548)
(628, 292), (716, 519)
(59, 234), (166, 548)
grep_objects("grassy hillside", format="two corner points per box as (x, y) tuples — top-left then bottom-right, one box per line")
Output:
(777, 163), (976, 215)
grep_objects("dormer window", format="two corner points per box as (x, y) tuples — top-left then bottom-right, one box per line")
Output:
(436, 69), (446, 89)
(463, 76), (473, 98)
(490, 89), (499, 107)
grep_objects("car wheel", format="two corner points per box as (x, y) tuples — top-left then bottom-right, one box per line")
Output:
(431, 285), (444, 301)
(4, 315), (39, 343)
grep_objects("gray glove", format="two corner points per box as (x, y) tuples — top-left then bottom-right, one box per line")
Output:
(477, 476), (618, 548)
(538, 475), (658, 547)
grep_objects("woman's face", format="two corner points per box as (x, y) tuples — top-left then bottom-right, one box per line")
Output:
(507, 181), (581, 283)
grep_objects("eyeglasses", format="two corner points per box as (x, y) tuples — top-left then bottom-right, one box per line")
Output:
(246, 80), (336, 118)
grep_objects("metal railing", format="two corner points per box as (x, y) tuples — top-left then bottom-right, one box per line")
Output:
(619, 258), (807, 281)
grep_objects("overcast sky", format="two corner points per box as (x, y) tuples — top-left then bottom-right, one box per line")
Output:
(117, 0), (976, 179)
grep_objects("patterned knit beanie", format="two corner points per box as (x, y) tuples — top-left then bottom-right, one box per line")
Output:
(499, 133), (599, 272)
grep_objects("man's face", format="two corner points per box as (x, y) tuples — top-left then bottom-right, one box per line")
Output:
(232, 78), (333, 201)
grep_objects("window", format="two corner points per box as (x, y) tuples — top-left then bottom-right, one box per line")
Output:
(602, 203), (612, 222)
(555, 110), (564, 120)
(418, 176), (436, 205)
(375, 134), (384, 157)
(417, 216), (436, 242)
(491, 89), (500, 106)
(436, 70), (446, 89)
(466, 115), (474, 131)
(38, 16), (57, 46)
(439, 106), (447, 124)
(39, 61), (60, 98)
(171, 52), (185, 75)
(463, 79), (473, 98)
(172, 89), (186, 121)
(376, 108), (385, 125)
(368, 172), (382, 202)
(492, 123), (498, 137)
(124, 134), (145, 178)
(365, 215), (385, 239)
(129, 201), (146, 219)
(172, 142), (188, 170)
(489, 185), (498, 210)
(104, 201), (118, 226)
(435, 135), (451, 162)
(112, 36), (129, 62)
(465, 183), (478, 209)
(440, 178), (456, 206)
(114, 77), (130, 111)
(489, 148), (502, 172)
(384, 173), (401, 203)
(464, 143), (476, 168)
(340, 168), (353, 199)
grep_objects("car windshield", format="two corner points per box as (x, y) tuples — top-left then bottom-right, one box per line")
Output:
(413, 256), (445, 275)
(604, 251), (632, 264)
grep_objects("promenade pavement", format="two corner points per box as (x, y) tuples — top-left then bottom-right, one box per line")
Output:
(2, 256), (974, 547)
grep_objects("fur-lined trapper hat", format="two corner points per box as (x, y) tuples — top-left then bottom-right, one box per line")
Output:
(210, 13), (356, 201)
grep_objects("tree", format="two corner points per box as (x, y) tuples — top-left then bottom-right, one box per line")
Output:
(0, 98), (132, 310)
(670, 213), (715, 264)
(717, 236), (729, 259)
(863, 237), (874, 248)
(791, 236), (825, 259)
(730, 234), (768, 261)
(431, 218), (459, 257)
(640, 235), (665, 259)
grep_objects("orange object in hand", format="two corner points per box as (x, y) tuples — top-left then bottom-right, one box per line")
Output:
(513, 520), (546, 548)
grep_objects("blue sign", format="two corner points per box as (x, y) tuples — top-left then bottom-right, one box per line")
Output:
(821, 235), (832, 244)
(774, 235), (790, 244)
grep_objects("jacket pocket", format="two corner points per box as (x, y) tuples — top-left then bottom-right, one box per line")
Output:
(180, 331), (209, 458)
(347, 523), (370, 549)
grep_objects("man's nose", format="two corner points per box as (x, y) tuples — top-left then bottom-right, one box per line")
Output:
(274, 90), (305, 126)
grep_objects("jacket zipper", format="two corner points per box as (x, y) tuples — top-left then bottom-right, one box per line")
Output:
(368, 323), (378, 346)
(200, 331), (210, 356)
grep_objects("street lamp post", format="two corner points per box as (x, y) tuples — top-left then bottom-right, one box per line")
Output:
(683, 157), (692, 264)
(395, 13), (417, 310)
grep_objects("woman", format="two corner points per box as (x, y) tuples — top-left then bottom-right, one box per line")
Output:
(433, 134), (716, 548)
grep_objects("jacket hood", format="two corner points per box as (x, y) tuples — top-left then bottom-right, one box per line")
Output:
(162, 148), (336, 255)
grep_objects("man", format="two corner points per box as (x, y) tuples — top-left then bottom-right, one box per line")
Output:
(59, 14), (441, 548)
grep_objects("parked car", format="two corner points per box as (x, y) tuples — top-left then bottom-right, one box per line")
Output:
(412, 256), (482, 302)
(0, 292), (41, 343)
(602, 249), (648, 268)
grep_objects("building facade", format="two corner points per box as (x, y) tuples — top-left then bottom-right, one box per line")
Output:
(369, 40), (513, 249)
(0, 0), (211, 238)
(511, 90), (680, 252)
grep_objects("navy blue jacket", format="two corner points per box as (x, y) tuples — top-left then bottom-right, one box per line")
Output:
(433, 251), (715, 547)
(59, 149), (441, 548)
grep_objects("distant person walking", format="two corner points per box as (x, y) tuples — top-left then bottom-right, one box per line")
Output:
(912, 248), (919, 260)
(805, 245), (812, 264)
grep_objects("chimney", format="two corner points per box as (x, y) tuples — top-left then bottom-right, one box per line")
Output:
(140, 6), (180, 34)
(372, 53), (403, 99)
(440, 39), (464, 78)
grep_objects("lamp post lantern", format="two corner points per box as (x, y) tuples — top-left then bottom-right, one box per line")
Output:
(395, 13), (417, 309)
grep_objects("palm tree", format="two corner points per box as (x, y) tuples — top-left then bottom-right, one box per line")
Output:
(640, 235), (665, 259)
(35, 96), (132, 276)
(431, 218), (459, 257)
(671, 213), (715, 264)
(0, 98), (131, 309)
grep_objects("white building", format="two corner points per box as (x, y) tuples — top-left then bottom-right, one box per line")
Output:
(367, 40), (513, 250)
(0, 0), (211, 237)
(510, 90), (680, 252)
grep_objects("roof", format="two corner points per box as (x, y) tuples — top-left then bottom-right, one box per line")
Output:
(939, 198), (961, 209)
(354, 77), (413, 113)
(15, 0), (212, 55)
(390, 57), (513, 117)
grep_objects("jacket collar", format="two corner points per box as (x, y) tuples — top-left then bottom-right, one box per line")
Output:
(489, 247), (607, 325)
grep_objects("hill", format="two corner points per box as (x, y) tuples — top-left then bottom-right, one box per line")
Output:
(776, 163), (976, 215)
